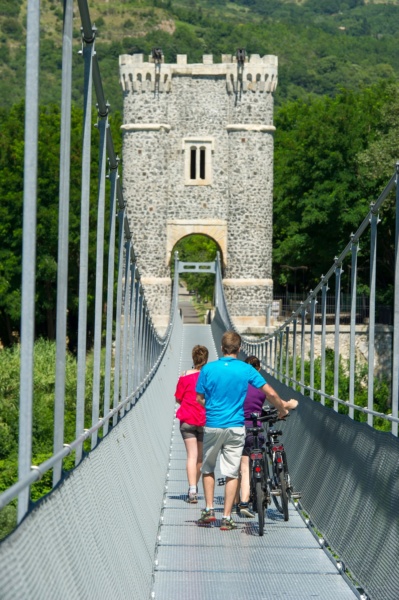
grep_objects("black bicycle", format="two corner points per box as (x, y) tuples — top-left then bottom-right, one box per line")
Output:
(248, 407), (300, 535)
(264, 406), (301, 519)
(247, 413), (268, 535)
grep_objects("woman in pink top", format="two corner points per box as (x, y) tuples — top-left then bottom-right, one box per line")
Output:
(175, 345), (209, 503)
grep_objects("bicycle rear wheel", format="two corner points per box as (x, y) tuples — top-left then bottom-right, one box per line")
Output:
(251, 483), (257, 513)
(272, 468), (289, 521)
(255, 480), (265, 536)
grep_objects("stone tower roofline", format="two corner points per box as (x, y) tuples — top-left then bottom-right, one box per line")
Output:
(119, 53), (278, 93)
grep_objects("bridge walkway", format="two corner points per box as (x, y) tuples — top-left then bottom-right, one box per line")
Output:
(152, 325), (357, 600)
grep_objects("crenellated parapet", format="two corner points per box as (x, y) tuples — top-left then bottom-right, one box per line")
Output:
(119, 53), (278, 94)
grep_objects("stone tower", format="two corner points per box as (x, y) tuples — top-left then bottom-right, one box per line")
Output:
(119, 52), (278, 333)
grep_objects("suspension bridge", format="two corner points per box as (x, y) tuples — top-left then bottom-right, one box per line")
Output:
(1, 2), (399, 599)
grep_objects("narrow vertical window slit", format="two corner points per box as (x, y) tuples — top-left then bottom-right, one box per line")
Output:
(190, 148), (196, 179)
(200, 147), (206, 180)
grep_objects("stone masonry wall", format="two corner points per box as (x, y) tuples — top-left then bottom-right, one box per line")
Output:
(119, 53), (278, 332)
(297, 324), (393, 383)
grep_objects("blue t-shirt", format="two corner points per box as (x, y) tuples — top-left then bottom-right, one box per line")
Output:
(196, 357), (266, 428)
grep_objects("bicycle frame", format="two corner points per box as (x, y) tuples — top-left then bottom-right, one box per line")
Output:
(247, 418), (268, 488)
(247, 412), (270, 535)
(267, 426), (288, 480)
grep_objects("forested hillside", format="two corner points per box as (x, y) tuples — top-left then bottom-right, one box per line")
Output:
(0, 0), (398, 326)
(2, 0), (399, 109)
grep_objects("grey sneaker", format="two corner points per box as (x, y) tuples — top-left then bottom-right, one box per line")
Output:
(239, 503), (255, 518)
(197, 509), (216, 525)
(220, 517), (237, 530)
(187, 490), (198, 504)
(232, 503), (239, 514)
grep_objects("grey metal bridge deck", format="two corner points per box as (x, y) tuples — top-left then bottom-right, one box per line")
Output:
(153, 325), (357, 600)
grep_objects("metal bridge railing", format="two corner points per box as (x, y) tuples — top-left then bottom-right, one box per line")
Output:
(0, 0), (179, 526)
(214, 173), (399, 436)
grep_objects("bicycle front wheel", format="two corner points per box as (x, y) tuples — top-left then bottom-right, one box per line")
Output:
(272, 468), (289, 521)
(255, 480), (265, 536)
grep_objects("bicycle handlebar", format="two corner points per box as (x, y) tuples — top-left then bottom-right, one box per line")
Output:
(250, 407), (296, 424)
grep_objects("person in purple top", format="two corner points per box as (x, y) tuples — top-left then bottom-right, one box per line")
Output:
(234, 355), (267, 518)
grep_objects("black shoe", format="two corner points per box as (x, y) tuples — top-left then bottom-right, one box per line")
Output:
(238, 503), (255, 518)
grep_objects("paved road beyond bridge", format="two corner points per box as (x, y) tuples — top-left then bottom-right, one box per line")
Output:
(178, 284), (202, 324)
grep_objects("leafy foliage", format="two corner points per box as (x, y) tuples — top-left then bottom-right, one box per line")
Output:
(0, 339), (94, 461)
(0, 0), (22, 18)
(273, 81), (398, 297)
(0, 339), (101, 539)
(302, 348), (391, 431)
(0, 101), (122, 347)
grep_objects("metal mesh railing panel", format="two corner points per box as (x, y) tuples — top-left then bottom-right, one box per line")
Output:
(264, 373), (399, 600)
(0, 316), (183, 600)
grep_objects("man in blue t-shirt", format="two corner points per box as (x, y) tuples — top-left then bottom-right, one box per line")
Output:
(196, 330), (298, 530)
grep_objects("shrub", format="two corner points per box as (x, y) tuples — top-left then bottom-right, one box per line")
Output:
(0, 0), (22, 18)
(1, 17), (23, 37)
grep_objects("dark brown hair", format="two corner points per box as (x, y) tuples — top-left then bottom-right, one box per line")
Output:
(221, 331), (241, 355)
(245, 355), (261, 370)
(192, 345), (209, 369)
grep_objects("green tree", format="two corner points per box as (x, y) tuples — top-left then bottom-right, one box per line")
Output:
(0, 100), (122, 347)
(0, 102), (25, 344)
(272, 83), (391, 292)
(356, 82), (399, 305)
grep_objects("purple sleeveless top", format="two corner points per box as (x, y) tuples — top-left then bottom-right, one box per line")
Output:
(244, 383), (266, 428)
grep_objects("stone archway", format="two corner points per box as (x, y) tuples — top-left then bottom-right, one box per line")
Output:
(166, 219), (227, 267)
(172, 232), (221, 320)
